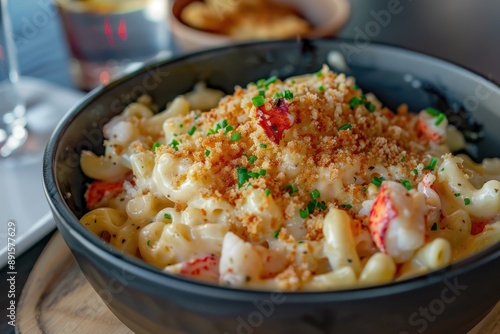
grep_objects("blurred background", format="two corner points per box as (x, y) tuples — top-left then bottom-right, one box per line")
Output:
(9, 0), (500, 89)
(1, 0), (499, 332)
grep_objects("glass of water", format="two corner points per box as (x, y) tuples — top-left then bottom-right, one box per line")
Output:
(55, 0), (172, 91)
(0, 0), (27, 158)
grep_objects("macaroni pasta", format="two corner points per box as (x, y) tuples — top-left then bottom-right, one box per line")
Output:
(79, 66), (500, 291)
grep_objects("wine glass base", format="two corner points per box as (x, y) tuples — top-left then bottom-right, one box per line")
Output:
(0, 125), (28, 158)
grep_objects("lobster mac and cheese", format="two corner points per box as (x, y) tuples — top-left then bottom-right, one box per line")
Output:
(80, 66), (500, 291)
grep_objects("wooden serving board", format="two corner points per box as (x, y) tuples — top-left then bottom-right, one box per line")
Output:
(16, 232), (500, 334)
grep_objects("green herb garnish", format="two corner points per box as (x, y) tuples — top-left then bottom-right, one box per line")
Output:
(187, 126), (196, 136)
(152, 142), (161, 152)
(400, 180), (412, 190)
(435, 113), (446, 126)
(273, 229), (280, 239)
(424, 157), (438, 171)
(372, 177), (385, 187)
(205, 150), (210, 157)
(425, 107), (441, 117)
(252, 95), (265, 107)
(164, 213), (172, 219)
(338, 123), (352, 131)
(231, 132), (242, 141)
(464, 198), (471, 205)
(311, 189), (321, 200)
(169, 139), (180, 151)
(265, 75), (278, 87)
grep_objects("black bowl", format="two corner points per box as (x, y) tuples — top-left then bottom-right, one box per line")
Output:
(43, 39), (500, 334)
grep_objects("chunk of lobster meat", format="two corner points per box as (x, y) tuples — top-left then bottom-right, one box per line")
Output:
(418, 173), (442, 223)
(179, 255), (219, 283)
(164, 255), (220, 284)
(369, 181), (427, 263)
(219, 232), (263, 286)
(85, 180), (125, 210)
(417, 109), (448, 143)
(471, 221), (488, 236)
(256, 98), (295, 144)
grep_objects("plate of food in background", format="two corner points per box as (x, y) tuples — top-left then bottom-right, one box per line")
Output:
(170, 0), (351, 52)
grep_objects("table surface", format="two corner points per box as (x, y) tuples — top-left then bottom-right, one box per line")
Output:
(2, 0), (500, 332)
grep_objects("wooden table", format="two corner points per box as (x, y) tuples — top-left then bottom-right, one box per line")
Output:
(2, 0), (499, 332)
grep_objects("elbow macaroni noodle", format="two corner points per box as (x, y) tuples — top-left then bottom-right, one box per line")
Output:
(79, 66), (500, 291)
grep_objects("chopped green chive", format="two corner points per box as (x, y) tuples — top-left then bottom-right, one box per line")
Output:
(273, 91), (284, 99)
(283, 90), (294, 100)
(231, 132), (242, 141)
(435, 113), (446, 126)
(224, 125), (234, 134)
(431, 222), (438, 231)
(298, 240), (304, 244)
(319, 85), (325, 91)
(413, 169), (419, 175)
(464, 198), (471, 205)
(352, 84), (358, 90)
(248, 155), (257, 164)
(152, 142), (161, 152)
(349, 96), (362, 109)
(273, 229), (280, 239)
(205, 149), (210, 157)
(341, 204), (353, 209)
(425, 107), (441, 117)
(265, 188), (271, 196)
(179, 124), (184, 128)
(252, 95), (265, 107)
(338, 123), (352, 131)
(147, 240), (151, 246)
(265, 76), (278, 87)
(258, 90), (266, 97)
(237, 166), (249, 188)
(454, 193), (461, 197)
(260, 143), (267, 149)
(365, 102), (376, 112)
(169, 139), (180, 151)
(236, 166), (266, 187)
(315, 70), (323, 77)
(256, 78), (266, 88)
(372, 177), (385, 187)
(194, 113), (201, 120)
(164, 213), (172, 219)
(400, 180), (412, 190)
(401, 155), (406, 162)
(424, 157), (438, 171)
(311, 189), (321, 200)
(362, 186), (367, 192)
(301, 191), (326, 217)
(284, 184), (298, 195)
(187, 126), (196, 136)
